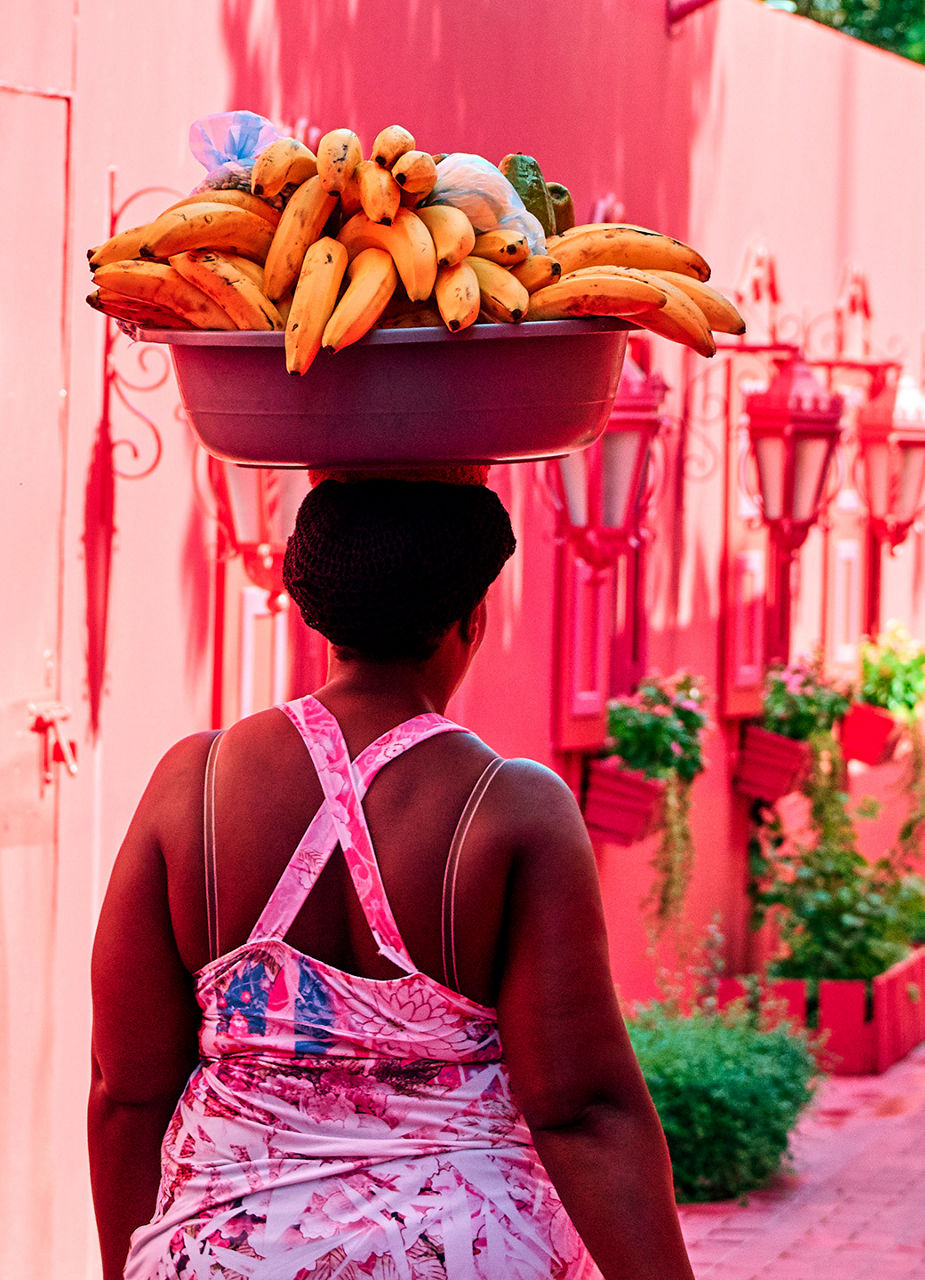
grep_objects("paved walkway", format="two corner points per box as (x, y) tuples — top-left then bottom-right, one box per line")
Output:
(677, 1042), (925, 1279)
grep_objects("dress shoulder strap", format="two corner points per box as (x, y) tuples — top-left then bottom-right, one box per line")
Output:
(202, 730), (225, 964)
(248, 697), (469, 951)
(441, 755), (506, 994)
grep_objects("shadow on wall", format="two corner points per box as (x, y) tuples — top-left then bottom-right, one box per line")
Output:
(217, 0), (719, 237)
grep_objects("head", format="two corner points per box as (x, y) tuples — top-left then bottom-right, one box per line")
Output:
(282, 478), (516, 664)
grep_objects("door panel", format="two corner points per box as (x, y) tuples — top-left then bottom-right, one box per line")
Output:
(0, 88), (72, 1280)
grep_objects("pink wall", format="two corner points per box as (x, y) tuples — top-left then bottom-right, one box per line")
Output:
(4, 2), (925, 1276)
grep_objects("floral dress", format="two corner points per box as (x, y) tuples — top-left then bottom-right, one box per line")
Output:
(124, 695), (601, 1280)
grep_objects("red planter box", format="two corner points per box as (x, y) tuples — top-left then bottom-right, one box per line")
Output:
(583, 757), (666, 846)
(733, 725), (812, 803)
(839, 702), (901, 766)
(717, 948), (925, 1075)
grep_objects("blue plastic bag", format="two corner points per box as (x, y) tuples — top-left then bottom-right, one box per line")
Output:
(423, 153), (546, 254)
(188, 110), (283, 194)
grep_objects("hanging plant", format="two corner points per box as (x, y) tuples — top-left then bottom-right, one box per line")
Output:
(602, 672), (709, 937)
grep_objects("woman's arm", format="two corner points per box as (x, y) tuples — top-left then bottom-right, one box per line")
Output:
(88, 739), (205, 1279)
(495, 762), (695, 1280)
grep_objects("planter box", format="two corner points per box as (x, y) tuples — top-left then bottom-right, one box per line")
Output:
(840, 701), (901, 766)
(583, 757), (666, 846)
(733, 725), (812, 803)
(717, 947), (925, 1075)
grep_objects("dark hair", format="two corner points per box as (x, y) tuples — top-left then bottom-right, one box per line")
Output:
(283, 479), (516, 661)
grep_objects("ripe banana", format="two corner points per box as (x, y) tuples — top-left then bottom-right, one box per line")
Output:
(86, 288), (193, 329)
(140, 202), (276, 262)
(526, 268), (668, 321)
(169, 250), (283, 330)
(413, 204), (476, 267)
(511, 254), (562, 293)
(355, 159), (401, 225)
(322, 247), (398, 352)
(162, 189), (281, 225)
(88, 223), (153, 269)
(471, 228), (530, 266)
(337, 209), (437, 302)
(91, 260), (236, 329)
(465, 255), (530, 323)
(285, 236), (348, 374)
(372, 124), (415, 169)
(646, 269), (745, 335)
(617, 271), (716, 357)
(548, 223), (711, 282)
(376, 305), (443, 329)
(316, 128), (363, 194)
(221, 255), (266, 291)
(251, 137), (318, 199)
(339, 172), (363, 219)
(391, 150), (438, 198)
(434, 261), (480, 332)
(263, 175), (339, 300)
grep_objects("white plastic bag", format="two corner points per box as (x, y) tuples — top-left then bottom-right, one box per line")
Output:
(423, 153), (547, 254)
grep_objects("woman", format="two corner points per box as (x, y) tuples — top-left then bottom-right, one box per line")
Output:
(89, 477), (695, 1280)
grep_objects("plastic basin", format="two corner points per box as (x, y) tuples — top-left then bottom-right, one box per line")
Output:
(134, 319), (630, 469)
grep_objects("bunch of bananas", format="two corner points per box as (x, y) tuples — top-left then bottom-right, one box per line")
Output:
(86, 124), (744, 371)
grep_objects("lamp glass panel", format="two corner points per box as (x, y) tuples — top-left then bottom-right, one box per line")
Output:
(558, 452), (589, 526)
(897, 444), (925, 523)
(863, 441), (891, 519)
(752, 434), (786, 521)
(602, 430), (644, 530)
(792, 436), (834, 522)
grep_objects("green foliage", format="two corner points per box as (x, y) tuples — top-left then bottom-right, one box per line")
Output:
(606, 672), (708, 782)
(762, 653), (851, 741)
(627, 1001), (818, 1203)
(859, 621), (925, 721)
(605, 673), (709, 939)
(749, 732), (925, 984)
(780, 0), (925, 64)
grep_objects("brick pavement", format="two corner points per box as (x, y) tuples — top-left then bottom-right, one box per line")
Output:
(677, 1042), (925, 1279)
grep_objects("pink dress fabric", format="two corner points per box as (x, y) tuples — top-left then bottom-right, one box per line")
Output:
(124, 695), (601, 1280)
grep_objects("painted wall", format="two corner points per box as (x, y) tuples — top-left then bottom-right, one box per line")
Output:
(3, 1), (925, 1276)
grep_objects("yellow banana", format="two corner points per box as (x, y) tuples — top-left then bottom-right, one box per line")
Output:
(526, 268), (667, 321)
(338, 172), (363, 219)
(88, 223), (154, 269)
(645, 269), (745, 335)
(169, 250), (283, 331)
(162, 189), (281, 225)
(322, 247), (398, 352)
(263, 175), (339, 300)
(376, 305), (443, 329)
(616, 270), (716, 357)
(221, 255), (266, 291)
(510, 254), (562, 293)
(371, 124), (415, 169)
(549, 223), (711, 282)
(286, 236), (348, 374)
(465, 255), (530, 323)
(355, 159), (401, 225)
(86, 288), (193, 329)
(275, 291), (293, 325)
(251, 137), (318, 199)
(316, 128), (363, 194)
(140, 202), (276, 262)
(390, 149), (438, 197)
(337, 209), (437, 302)
(434, 261), (481, 332)
(414, 204), (476, 267)
(471, 228), (530, 266)
(91, 260), (236, 329)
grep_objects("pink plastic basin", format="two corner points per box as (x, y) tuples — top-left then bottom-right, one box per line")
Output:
(134, 319), (630, 469)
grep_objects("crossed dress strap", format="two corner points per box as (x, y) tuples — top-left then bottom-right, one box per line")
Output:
(248, 696), (468, 973)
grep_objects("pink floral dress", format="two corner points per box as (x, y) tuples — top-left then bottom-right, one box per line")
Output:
(124, 696), (601, 1280)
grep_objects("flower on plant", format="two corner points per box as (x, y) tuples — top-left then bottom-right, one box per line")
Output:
(605, 671), (709, 782)
(761, 650), (851, 741)
(859, 620), (925, 721)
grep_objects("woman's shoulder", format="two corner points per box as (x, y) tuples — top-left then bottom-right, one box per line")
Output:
(483, 755), (590, 850)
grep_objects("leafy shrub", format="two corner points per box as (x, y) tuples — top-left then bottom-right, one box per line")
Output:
(762, 652), (851, 741)
(859, 621), (925, 722)
(627, 1003), (818, 1203)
